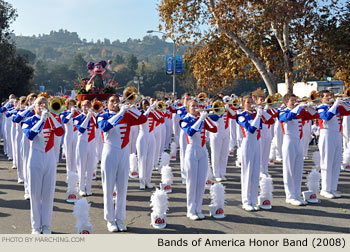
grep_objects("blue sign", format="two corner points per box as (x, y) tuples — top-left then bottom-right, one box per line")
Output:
(166, 56), (174, 75)
(39, 85), (45, 91)
(165, 56), (183, 75)
(175, 56), (183, 74)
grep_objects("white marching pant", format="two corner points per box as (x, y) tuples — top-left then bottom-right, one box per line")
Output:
(210, 132), (230, 178)
(236, 124), (243, 148)
(153, 126), (162, 167)
(319, 130), (342, 192)
(28, 148), (56, 229)
(5, 117), (13, 158)
(172, 115), (180, 147)
(260, 133), (273, 175)
(136, 132), (156, 184)
(129, 125), (139, 154)
(64, 131), (77, 174)
(11, 122), (16, 167)
(95, 128), (104, 162)
(282, 135), (304, 200)
(241, 135), (260, 205)
(164, 117), (172, 150)
(76, 139), (96, 192)
(275, 122), (283, 160)
(229, 120), (237, 151)
(302, 121), (311, 158)
(160, 123), (166, 155)
(21, 134), (30, 196)
(15, 127), (24, 180)
(101, 144), (130, 221)
(185, 144), (208, 214)
(179, 130), (188, 179)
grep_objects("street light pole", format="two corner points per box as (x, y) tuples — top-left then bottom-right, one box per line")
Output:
(147, 30), (177, 98)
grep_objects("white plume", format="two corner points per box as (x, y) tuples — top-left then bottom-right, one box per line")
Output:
(259, 176), (273, 199)
(312, 151), (321, 171)
(67, 172), (79, 193)
(150, 189), (169, 216)
(210, 183), (226, 207)
(306, 169), (321, 193)
(207, 158), (213, 180)
(159, 152), (171, 167)
(129, 153), (138, 173)
(343, 148), (350, 165)
(73, 198), (91, 231)
(170, 142), (177, 157)
(161, 165), (173, 185)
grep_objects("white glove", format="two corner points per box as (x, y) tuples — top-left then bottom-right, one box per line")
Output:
(71, 107), (77, 113)
(149, 103), (157, 110)
(199, 111), (207, 120)
(41, 110), (49, 121)
(28, 104), (35, 110)
(225, 104), (230, 110)
(334, 98), (342, 106)
(119, 105), (129, 114)
(87, 109), (94, 118)
(166, 100), (171, 106)
(256, 108), (263, 116)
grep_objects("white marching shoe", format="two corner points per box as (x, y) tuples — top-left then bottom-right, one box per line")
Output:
(116, 219), (127, 231)
(107, 221), (118, 232)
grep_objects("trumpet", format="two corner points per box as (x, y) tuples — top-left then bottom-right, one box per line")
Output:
(92, 100), (104, 112)
(48, 97), (65, 114)
(197, 100), (225, 116)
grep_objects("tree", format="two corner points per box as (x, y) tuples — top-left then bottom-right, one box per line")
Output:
(70, 53), (87, 77)
(114, 54), (124, 65)
(125, 54), (138, 73)
(16, 48), (36, 64)
(0, 0), (34, 101)
(158, 0), (340, 94)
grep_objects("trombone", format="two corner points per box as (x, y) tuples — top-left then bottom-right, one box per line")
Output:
(197, 100), (225, 116)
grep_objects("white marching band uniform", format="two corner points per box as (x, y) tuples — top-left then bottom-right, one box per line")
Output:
(74, 112), (97, 195)
(97, 107), (146, 228)
(237, 109), (274, 210)
(180, 112), (217, 219)
(278, 104), (318, 204)
(317, 100), (350, 197)
(22, 111), (64, 232)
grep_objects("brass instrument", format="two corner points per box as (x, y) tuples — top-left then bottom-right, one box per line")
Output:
(335, 87), (350, 99)
(197, 100), (225, 116)
(273, 93), (283, 102)
(156, 101), (166, 112)
(252, 95), (276, 108)
(232, 97), (241, 109)
(48, 97), (65, 114)
(92, 100), (104, 112)
(121, 86), (139, 104)
(197, 92), (208, 104)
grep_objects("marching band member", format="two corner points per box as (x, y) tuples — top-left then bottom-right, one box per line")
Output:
(11, 96), (27, 183)
(180, 99), (217, 220)
(177, 93), (192, 183)
(0, 94), (16, 160)
(278, 94), (319, 206)
(6, 98), (19, 170)
(97, 94), (146, 232)
(236, 95), (274, 211)
(136, 99), (162, 189)
(209, 96), (237, 181)
(73, 100), (97, 196)
(61, 98), (79, 175)
(13, 93), (37, 199)
(22, 96), (64, 234)
(317, 90), (350, 198)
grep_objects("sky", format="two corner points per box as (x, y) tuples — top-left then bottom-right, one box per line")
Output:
(6, 0), (161, 42)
